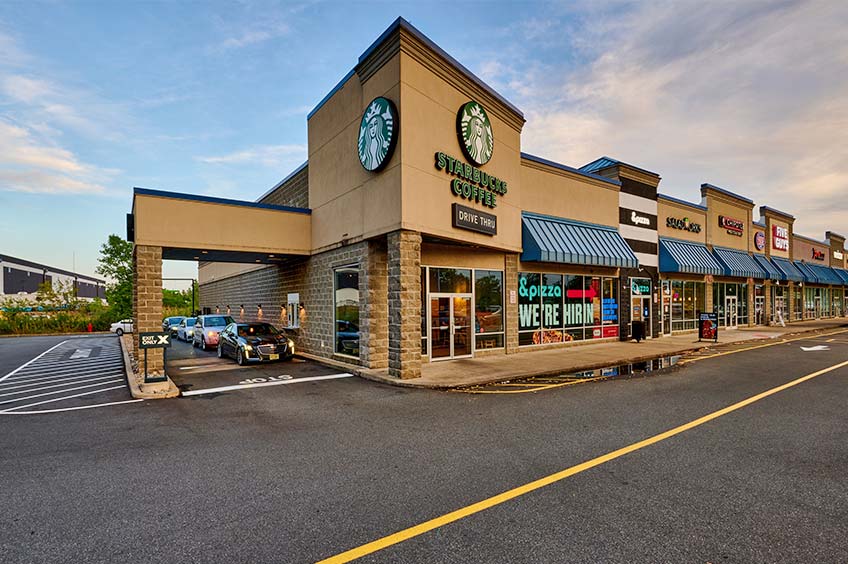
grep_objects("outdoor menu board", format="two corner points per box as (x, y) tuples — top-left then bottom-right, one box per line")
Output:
(698, 312), (718, 342)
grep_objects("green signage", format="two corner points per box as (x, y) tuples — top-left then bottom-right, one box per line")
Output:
(457, 101), (494, 165)
(435, 152), (506, 209)
(357, 97), (398, 172)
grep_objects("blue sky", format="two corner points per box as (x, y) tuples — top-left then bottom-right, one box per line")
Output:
(1, 1), (846, 288)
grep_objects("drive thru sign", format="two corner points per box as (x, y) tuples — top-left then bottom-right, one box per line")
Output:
(138, 332), (171, 383)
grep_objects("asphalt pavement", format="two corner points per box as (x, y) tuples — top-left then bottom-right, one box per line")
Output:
(1, 330), (847, 563)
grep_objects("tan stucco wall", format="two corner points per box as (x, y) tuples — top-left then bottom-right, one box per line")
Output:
(307, 55), (403, 252)
(704, 196), (752, 251)
(133, 195), (311, 255)
(398, 52), (523, 252)
(657, 199), (707, 243)
(421, 243), (506, 270)
(519, 160), (619, 228)
(793, 236), (830, 266)
(752, 224), (767, 255)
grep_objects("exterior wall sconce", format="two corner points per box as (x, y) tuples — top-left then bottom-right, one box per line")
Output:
(226, 305), (231, 315)
(257, 304), (263, 319)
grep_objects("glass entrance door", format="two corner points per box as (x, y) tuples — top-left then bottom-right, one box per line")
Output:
(814, 296), (822, 318)
(773, 296), (786, 324)
(725, 296), (738, 329)
(661, 282), (672, 336)
(754, 296), (765, 325)
(429, 294), (473, 360)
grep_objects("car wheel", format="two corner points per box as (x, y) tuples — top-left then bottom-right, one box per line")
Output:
(237, 347), (246, 366)
(217, 344), (223, 358)
(116, 328), (123, 337)
(201, 337), (207, 351)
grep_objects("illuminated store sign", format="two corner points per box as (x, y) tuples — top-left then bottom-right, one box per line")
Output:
(812, 249), (826, 261)
(631, 211), (650, 226)
(666, 216), (701, 233)
(754, 231), (765, 250)
(357, 97), (398, 172)
(834, 250), (844, 260)
(631, 279), (651, 295)
(435, 151), (507, 209)
(773, 225), (789, 251)
(718, 215), (744, 237)
(452, 203), (497, 236)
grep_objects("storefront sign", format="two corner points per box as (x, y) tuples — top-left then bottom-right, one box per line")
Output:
(620, 208), (656, 229)
(602, 298), (618, 322)
(834, 250), (844, 260)
(718, 215), (744, 237)
(435, 152), (507, 209)
(457, 101), (494, 166)
(754, 231), (765, 250)
(631, 278), (651, 295)
(698, 312), (718, 342)
(357, 97), (398, 172)
(452, 203), (497, 235)
(666, 216), (701, 233)
(812, 248), (826, 261)
(773, 225), (789, 250)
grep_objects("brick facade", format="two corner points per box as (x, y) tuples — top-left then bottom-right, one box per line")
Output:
(132, 245), (164, 377)
(259, 164), (309, 208)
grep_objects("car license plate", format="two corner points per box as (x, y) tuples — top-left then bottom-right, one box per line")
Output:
(269, 354), (279, 361)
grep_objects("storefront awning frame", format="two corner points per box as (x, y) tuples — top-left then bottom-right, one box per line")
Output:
(771, 257), (805, 283)
(752, 254), (785, 281)
(521, 212), (638, 269)
(658, 237), (723, 276)
(833, 268), (848, 285)
(711, 247), (768, 279)
(793, 261), (819, 284)
(806, 263), (844, 285)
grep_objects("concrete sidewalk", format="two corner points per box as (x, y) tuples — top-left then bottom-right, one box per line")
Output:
(357, 319), (848, 389)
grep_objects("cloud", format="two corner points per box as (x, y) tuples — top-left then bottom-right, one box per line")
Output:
(197, 144), (306, 167)
(211, 20), (290, 52)
(496, 0), (848, 239)
(0, 120), (113, 194)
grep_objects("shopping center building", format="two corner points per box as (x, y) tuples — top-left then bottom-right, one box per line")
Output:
(128, 18), (848, 380)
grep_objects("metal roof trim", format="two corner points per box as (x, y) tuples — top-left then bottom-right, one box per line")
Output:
(521, 153), (621, 187)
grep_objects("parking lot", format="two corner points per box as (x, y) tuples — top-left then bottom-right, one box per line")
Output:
(166, 336), (353, 397)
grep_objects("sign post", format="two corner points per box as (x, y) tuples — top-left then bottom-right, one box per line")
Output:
(698, 312), (718, 343)
(138, 332), (172, 383)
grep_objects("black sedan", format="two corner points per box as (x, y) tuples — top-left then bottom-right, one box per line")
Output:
(217, 322), (295, 365)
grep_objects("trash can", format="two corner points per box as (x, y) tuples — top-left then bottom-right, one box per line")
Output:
(631, 320), (645, 343)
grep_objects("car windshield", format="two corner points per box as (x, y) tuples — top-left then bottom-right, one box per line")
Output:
(205, 316), (233, 326)
(185, 318), (196, 326)
(168, 317), (184, 323)
(238, 324), (280, 338)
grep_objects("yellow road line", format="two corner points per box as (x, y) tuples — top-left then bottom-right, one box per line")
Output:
(454, 378), (603, 395)
(826, 338), (835, 342)
(678, 328), (848, 365)
(317, 358), (848, 564)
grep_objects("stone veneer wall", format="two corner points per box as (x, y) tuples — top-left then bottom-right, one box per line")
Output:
(198, 242), (370, 365)
(388, 231), (422, 379)
(132, 245), (164, 375)
(259, 165), (309, 208)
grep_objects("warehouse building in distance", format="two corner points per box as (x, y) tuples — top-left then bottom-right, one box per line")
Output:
(0, 253), (106, 302)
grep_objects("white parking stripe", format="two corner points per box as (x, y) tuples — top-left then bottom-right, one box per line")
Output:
(0, 379), (123, 405)
(5, 363), (125, 381)
(2, 365), (125, 385)
(0, 376), (122, 397)
(0, 371), (125, 391)
(0, 399), (143, 415)
(181, 373), (354, 397)
(0, 340), (68, 383)
(0, 385), (127, 412)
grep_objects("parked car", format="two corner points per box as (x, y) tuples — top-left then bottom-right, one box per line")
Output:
(193, 314), (235, 350)
(218, 322), (295, 365)
(177, 317), (197, 342)
(110, 319), (133, 336)
(162, 316), (186, 335)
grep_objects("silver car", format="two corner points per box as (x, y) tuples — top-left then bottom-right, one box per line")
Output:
(177, 317), (197, 342)
(193, 314), (235, 350)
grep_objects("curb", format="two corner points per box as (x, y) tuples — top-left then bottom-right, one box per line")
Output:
(0, 331), (113, 339)
(301, 323), (848, 390)
(119, 335), (180, 399)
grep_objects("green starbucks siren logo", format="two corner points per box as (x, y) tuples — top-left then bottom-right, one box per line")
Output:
(457, 101), (494, 166)
(357, 97), (398, 172)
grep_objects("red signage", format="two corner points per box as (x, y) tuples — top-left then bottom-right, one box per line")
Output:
(772, 225), (789, 251)
(812, 248), (825, 261)
(718, 215), (744, 236)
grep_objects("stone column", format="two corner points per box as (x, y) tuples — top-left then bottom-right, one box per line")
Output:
(504, 253), (519, 354)
(788, 282), (796, 322)
(387, 230), (421, 379)
(705, 279), (714, 313)
(747, 278), (755, 327)
(764, 282), (772, 324)
(360, 239), (388, 370)
(132, 245), (165, 378)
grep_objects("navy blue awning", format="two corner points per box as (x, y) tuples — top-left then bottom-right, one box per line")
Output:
(712, 247), (768, 279)
(521, 213), (638, 268)
(771, 257), (805, 282)
(794, 261), (818, 283)
(807, 264), (844, 285)
(752, 254), (785, 281)
(659, 238), (723, 275)
(834, 268), (848, 285)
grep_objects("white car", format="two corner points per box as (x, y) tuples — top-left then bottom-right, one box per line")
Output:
(110, 319), (134, 336)
(177, 317), (197, 342)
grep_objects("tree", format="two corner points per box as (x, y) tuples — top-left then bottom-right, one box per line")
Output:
(96, 234), (133, 320)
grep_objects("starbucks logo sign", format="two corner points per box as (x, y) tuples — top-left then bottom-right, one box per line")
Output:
(357, 97), (398, 172)
(457, 101), (493, 166)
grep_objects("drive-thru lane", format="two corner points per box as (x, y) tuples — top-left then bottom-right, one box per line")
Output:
(0, 335), (139, 414)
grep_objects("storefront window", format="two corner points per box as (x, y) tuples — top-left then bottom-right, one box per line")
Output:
(601, 279), (619, 337)
(794, 287), (803, 320)
(474, 270), (504, 350)
(334, 267), (360, 357)
(429, 268), (471, 293)
(421, 267), (427, 354)
(669, 280), (704, 331)
(518, 272), (541, 346)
